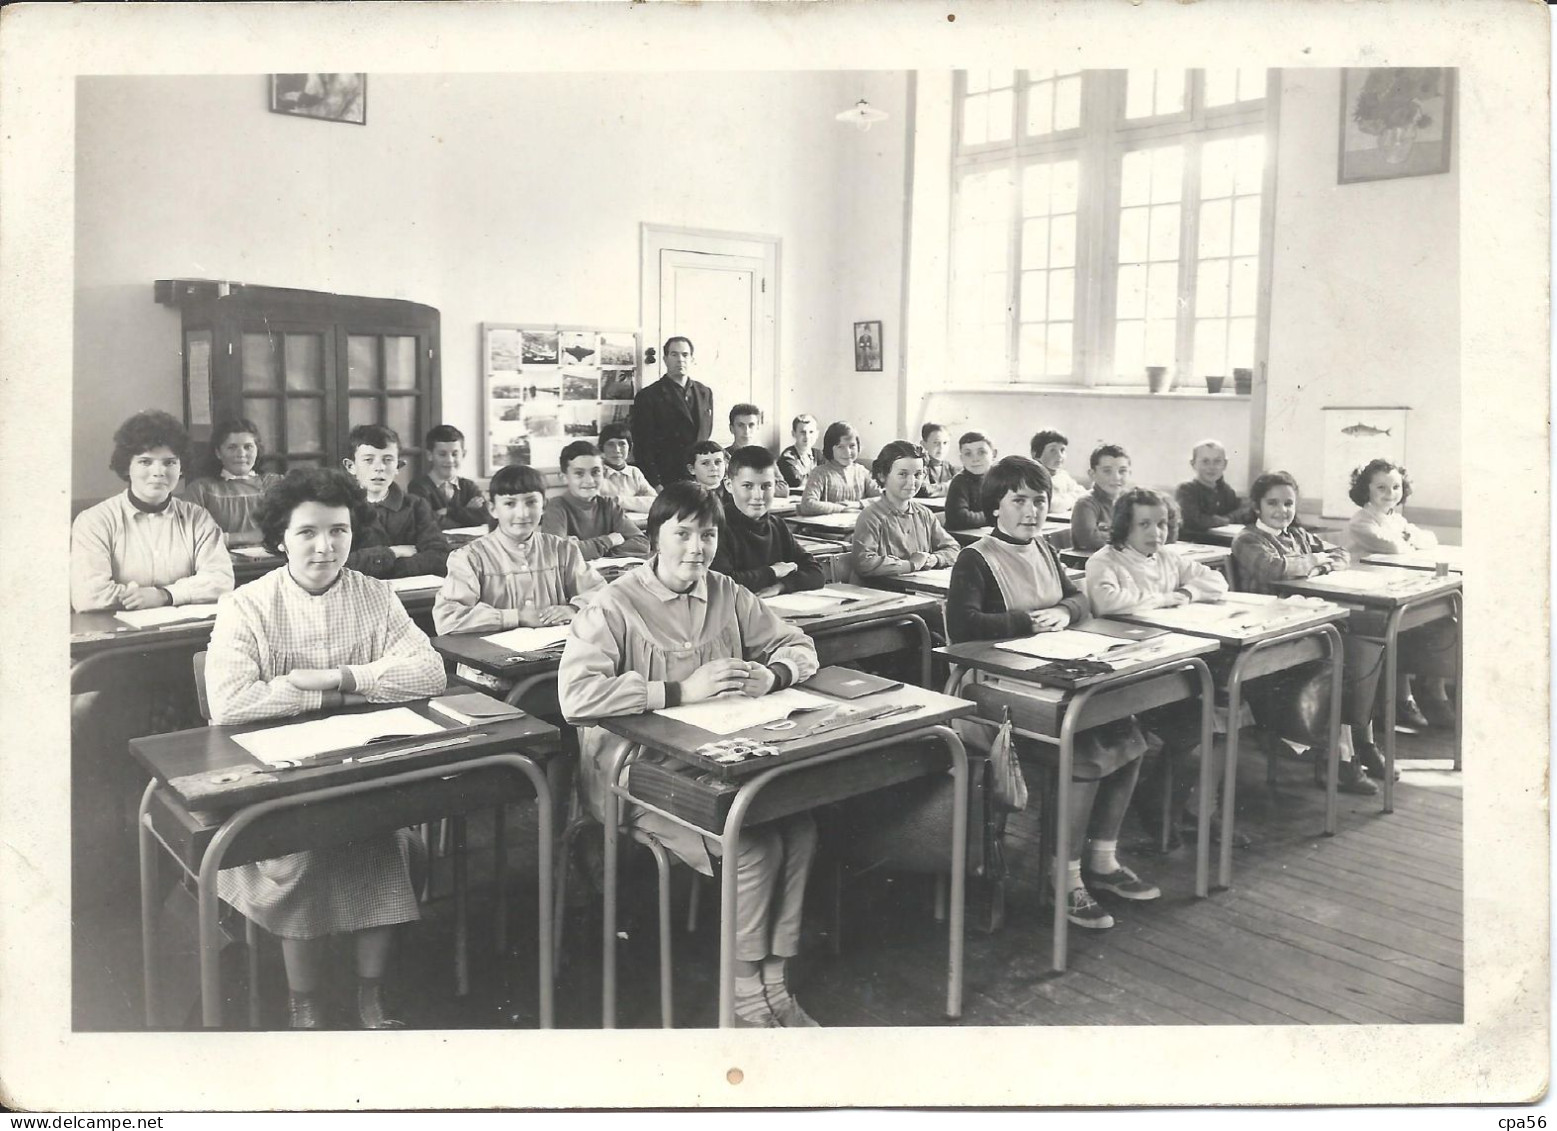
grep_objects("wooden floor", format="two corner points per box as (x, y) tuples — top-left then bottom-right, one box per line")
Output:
(76, 723), (1461, 1030)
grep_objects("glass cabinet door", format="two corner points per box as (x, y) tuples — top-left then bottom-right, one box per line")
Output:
(238, 326), (332, 472)
(345, 331), (429, 479)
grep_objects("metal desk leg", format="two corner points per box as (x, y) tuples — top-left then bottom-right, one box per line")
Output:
(138, 780), (161, 1029)
(1051, 689), (1086, 973)
(453, 816), (469, 996)
(1321, 624), (1344, 837)
(492, 806), (507, 956)
(1381, 607), (1406, 814)
(931, 725), (968, 1020)
(600, 745), (636, 1029)
(1450, 592), (1463, 773)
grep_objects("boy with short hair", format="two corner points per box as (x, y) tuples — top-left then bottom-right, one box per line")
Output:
(1029, 429), (1086, 514)
(943, 431), (998, 532)
(727, 404), (790, 497)
(916, 423), (955, 498)
(1070, 443), (1179, 553)
(597, 423), (658, 513)
(712, 446), (824, 597)
(540, 440), (650, 560)
(778, 414), (820, 491)
(341, 423), (451, 578)
(409, 424), (490, 530)
(686, 440), (729, 494)
(1175, 439), (1254, 535)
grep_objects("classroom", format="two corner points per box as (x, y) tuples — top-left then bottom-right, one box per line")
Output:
(68, 62), (1466, 1040)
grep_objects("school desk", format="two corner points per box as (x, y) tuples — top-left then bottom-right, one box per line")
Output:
(765, 495), (799, 516)
(936, 628), (1219, 972)
(598, 682), (974, 1027)
(1112, 598), (1352, 893)
(129, 700), (560, 1029)
(1058, 542), (1233, 578)
(784, 510), (863, 538)
(948, 520), (1071, 549)
(431, 633), (565, 715)
(1273, 565), (1462, 810)
(1185, 522), (1342, 548)
(228, 547), (286, 583)
(768, 583), (941, 687)
(1361, 545), (1465, 574)
(791, 534), (853, 584)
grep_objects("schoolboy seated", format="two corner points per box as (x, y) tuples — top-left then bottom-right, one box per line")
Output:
(915, 423), (955, 498)
(797, 421), (880, 515)
(686, 439), (729, 496)
(726, 404), (790, 497)
(1174, 439), (1254, 535)
(408, 424), (490, 530)
(945, 456), (1159, 930)
(540, 440), (650, 560)
(712, 445), (824, 597)
(180, 415), (285, 547)
(943, 431), (997, 532)
(1029, 429), (1086, 514)
(778, 413), (820, 491)
(341, 424), (452, 579)
(1071, 443), (1179, 553)
(596, 423), (658, 513)
(851, 440), (960, 578)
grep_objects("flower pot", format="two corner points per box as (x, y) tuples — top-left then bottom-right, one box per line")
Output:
(1146, 366), (1172, 394)
(1233, 367), (1253, 396)
(1204, 375), (1225, 395)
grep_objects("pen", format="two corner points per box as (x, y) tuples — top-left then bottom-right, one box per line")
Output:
(349, 735), (480, 763)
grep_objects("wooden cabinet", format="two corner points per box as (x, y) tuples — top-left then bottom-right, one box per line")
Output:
(155, 281), (441, 481)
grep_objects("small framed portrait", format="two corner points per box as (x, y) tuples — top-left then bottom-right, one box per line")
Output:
(269, 73), (367, 125)
(854, 320), (883, 372)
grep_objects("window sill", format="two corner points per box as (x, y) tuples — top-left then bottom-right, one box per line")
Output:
(939, 385), (1252, 402)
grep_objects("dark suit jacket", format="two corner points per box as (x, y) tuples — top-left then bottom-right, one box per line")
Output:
(629, 375), (714, 487)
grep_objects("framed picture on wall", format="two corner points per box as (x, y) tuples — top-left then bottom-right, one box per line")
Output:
(854, 320), (882, 372)
(1338, 68), (1453, 184)
(269, 74), (367, 125)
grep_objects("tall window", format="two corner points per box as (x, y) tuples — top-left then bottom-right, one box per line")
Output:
(950, 69), (1272, 388)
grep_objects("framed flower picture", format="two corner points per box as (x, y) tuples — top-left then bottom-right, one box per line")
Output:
(1338, 68), (1454, 184)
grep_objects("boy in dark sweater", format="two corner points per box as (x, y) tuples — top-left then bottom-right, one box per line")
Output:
(943, 431), (997, 531)
(341, 424), (451, 578)
(1174, 439), (1254, 534)
(712, 446), (823, 597)
(408, 424), (490, 530)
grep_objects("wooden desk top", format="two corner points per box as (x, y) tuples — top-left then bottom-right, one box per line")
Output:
(767, 583), (940, 634)
(1273, 563), (1462, 609)
(1115, 598), (1351, 646)
(935, 624), (1220, 690)
(785, 511), (863, 534)
(792, 535), (851, 557)
(431, 633), (564, 680)
(1060, 542), (1231, 570)
(129, 699), (560, 812)
(950, 522), (1069, 548)
(601, 682), (972, 781)
(1362, 546), (1465, 574)
(871, 569), (956, 598)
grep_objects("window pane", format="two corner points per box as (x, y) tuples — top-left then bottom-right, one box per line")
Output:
(286, 396), (323, 453)
(1054, 76), (1081, 131)
(1194, 320), (1228, 375)
(1020, 270), (1047, 319)
(1048, 269), (1075, 322)
(1021, 218), (1050, 268)
(986, 89), (1014, 143)
(1052, 160), (1079, 212)
(283, 333), (324, 392)
(1116, 264), (1146, 320)
(243, 397), (281, 451)
(1049, 214), (1076, 268)
(1146, 262), (1178, 318)
(966, 70), (991, 95)
(1125, 69), (1155, 119)
(989, 70), (1016, 90)
(1233, 196), (1262, 256)
(1197, 259), (1229, 318)
(1148, 204), (1180, 261)
(1046, 322), (1073, 375)
(347, 335), (380, 390)
(1144, 318), (1175, 367)
(386, 394), (418, 441)
(349, 395), (379, 431)
(1228, 318), (1257, 370)
(1202, 137), (1237, 199)
(1115, 321), (1144, 377)
(1236, 135), (1266, 194)
(1199, 198), (1232, 258)
(1022, 163), (1051, 214)
(1239, 68), (1268, 102)
(977, 222), (1008, 268)
(980, 272), (1008, 313)
(241, 333), (278, 392)
(1230, 256), (1259, 317)
(979, 324), (1009, 374)
(1018, 324), (1046, 378)
(1204, 69), (1238, 108)
(1121, 150), (1151, 208)
(385, 335), (418, 391)
(1151, 146), (1183, 202)
(1026, 82), (1054, 137)
(1155, 69), (1186, 114)
(962, 95), (988, 146)
(1118, 207), (1149, 264)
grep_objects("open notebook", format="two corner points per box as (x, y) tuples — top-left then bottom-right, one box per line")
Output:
(114, 604), (221, 629)
(655, 687), (834, 735)
(481, 623), (574, 653)
(385, 575), (444, 593)
(233, 706), (444, 766)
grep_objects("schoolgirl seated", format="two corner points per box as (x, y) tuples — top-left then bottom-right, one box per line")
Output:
(1086, 488), (1240, 847)
(797, 420), (881, 515)
(557, 482), (822, 1027)
(946, 456), (1160, 930)
(851, 439), (961, 579)
(1345, 458), (1456, 731)
(1231, 471), (1379, 796)
(206, 468), (448, 1028)
(180, 416), (285, 547)
(712, 445), (824, 597)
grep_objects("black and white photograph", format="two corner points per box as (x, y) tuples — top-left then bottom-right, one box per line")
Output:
(4, 0), (1548, 1116)
(269, 72), (366, 125)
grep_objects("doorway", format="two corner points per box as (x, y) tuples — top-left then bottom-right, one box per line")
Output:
(640, 225), (780, 448)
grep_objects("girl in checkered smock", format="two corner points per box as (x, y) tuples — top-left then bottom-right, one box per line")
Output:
(206, 468), (446, 1029)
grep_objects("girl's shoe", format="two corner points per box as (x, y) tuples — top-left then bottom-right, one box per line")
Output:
(1395, 698), (1430, 731)
(1316, 755), (1379, 796)
(1353, 738), (1400, 782)
(288, 992), (325, 1030)
(357, 981), (406, 1029)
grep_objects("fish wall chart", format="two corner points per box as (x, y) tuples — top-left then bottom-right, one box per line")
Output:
(1320, 406), (1409, 518)
(480, 324), (642, 477)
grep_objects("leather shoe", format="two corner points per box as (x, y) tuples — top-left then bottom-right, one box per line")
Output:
(357, 981), (406, 1029)
(1395, 698), (1430, 731)
(1353, 738), (1400, 781)
(288, 992), (325, 1030)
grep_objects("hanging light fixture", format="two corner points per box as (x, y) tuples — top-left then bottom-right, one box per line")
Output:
(836, 98), (888, 132)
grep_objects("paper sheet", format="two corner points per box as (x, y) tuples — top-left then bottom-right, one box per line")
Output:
(229, 546), (277, 559)
(232, 706), (443, 765)
(385, 575), (445, 592)
(445, 525), (489, 538)
(796, 512), (861, 529)
(655, 687), (834, 735)
(1307, 570), (1396, 592)
(1133, 602), (1249, 629)
(762, 590), (856, 616)
(480, 623), (574, 653)
(1366, 546), (1464, 571)
(993, 629), (1131, 661)
(113, 604), (221, 629)
(906, 567), (955, 589)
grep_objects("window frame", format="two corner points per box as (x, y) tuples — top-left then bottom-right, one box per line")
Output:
(948, 68), (1278, 392)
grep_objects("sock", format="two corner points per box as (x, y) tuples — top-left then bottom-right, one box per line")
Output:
(761, 957), (786, 987)
(1087, 839), (1120, 875)
(734, 973), (769, 1020)
(1066, 858), (1084, 892)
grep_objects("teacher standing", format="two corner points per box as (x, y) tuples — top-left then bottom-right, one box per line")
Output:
(630, 335), (714, 488)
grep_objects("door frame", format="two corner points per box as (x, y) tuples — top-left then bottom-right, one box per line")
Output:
(640, 223), (781, 443)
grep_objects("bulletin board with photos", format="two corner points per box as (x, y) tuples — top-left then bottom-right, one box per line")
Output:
(480, 323), (642, 477)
